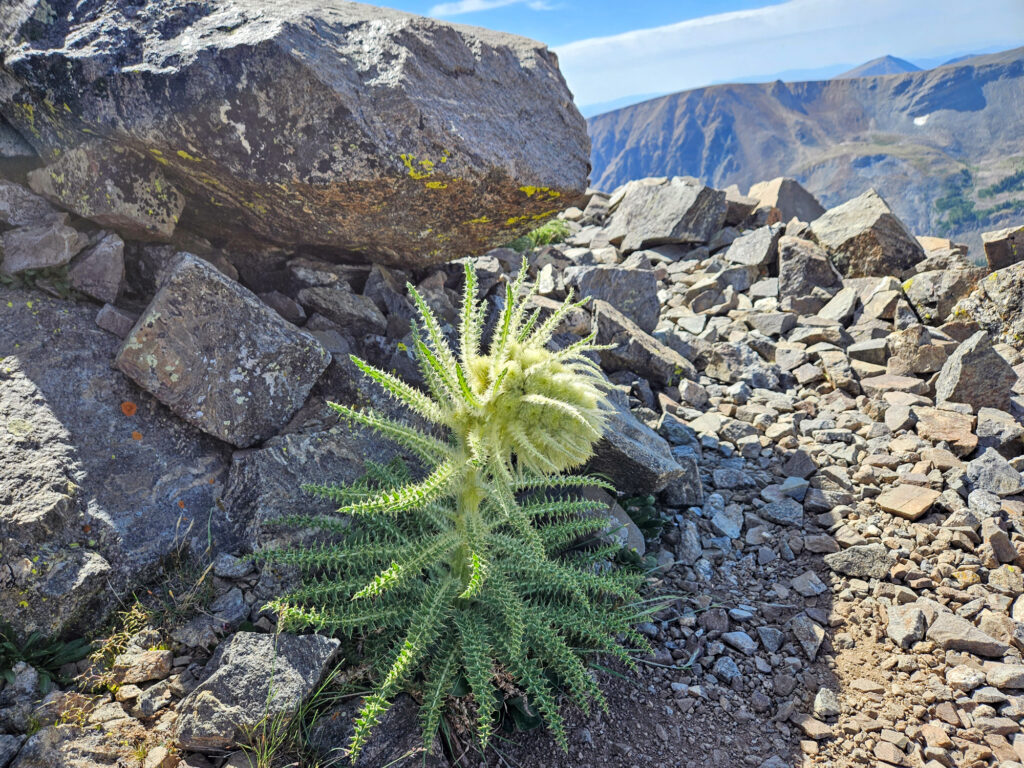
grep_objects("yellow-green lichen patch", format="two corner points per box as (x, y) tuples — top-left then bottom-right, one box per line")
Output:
(519, 185), (561, 200)
(176, 150), (202, 162)
(425, 181), (448, 190)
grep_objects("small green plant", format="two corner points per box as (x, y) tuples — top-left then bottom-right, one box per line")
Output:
(0, 621), (93, 693)
(259, 260), (650, 761)
(621, 494), (664, 540)
(506, 219), (571, 252)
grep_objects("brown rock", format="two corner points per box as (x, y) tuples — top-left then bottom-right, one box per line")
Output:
(913, 407), (978, 457)
(860, 373), (929, 398)
(982, 225), (1024, 271)
(876, 484), (941, 520)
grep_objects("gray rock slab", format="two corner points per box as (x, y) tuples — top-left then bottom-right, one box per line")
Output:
(606, 177), (726, 253)
(823, 543), (895, 579)
(1, 286), (230, 637)
(926, 611), (1010, 657)
(587, 390), (684, 495)
(68, 233), (125, 304)
(174, 632), (340, 752)
(935, 330), (1017, 411)
(116, 253), (331, 447)
(594, 299), (696, 384)
(565, 265), (660, 333)
(777, 236), (842, 305)
(1, 216), (87, 274)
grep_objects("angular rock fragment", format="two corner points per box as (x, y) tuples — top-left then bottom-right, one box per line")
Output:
(982, 225), (1024, 271)
(926, 612), (1010, 657)
(587, 390), (685, 494)
(174, 632), (339, 751)
(1, 215), (87, 274)
(566, 266), (660, 333)
(875, 484), (941, 520)
(935, 331), (1017, 411)
(824, 543), (894, 579)
(68, 233), (125, 304)
(810, 189), (925, 277)
(777, 236), (843, 311)
(117, 253), (331, 447)
(594, 300), (696, 384)
(914, 407), (977, 457)
(967, 448), (1024, 497)
(747, 178), (825, 223)
(606, 177), (726, 253)
(886, 604), (926, 649)
(723, 224), (782, 268)
(297, 286), (387, 338)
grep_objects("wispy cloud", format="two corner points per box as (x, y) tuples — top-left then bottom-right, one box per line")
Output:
(430, 0), (550, 17)
(555, 0), (1024, 107)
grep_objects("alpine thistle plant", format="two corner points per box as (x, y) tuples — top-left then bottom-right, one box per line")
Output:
(259, 260), (651, 760)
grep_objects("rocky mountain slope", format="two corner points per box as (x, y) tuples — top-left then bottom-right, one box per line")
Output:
(588, 47), (1024, 252)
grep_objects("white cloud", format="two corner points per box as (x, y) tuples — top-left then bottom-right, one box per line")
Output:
(554, 0), (1024, 107)
(430, 0), (550, 16)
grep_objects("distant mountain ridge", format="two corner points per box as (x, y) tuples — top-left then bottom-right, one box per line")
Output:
(588, 47), (1024, 249)
(835, 55), (920, 78)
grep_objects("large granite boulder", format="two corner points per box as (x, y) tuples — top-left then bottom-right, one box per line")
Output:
(0, 286), (231, 636)
(605, 177), (726, 253)
(810, 189), (925, 277)
(0, 0), (588, 266)
(116, 253), (331, 447)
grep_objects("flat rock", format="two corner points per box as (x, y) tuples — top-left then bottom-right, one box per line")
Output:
(606, 177), (726, 252)
(875, 484), (941, 520)
(565, 265), (660, 333)
(860, 373), (929, 398)
(791, 615), (826, 660)
(0, 179), (62, 227)
(174, 632), (339, 752)
(986, 663), (1024, 689)
(1, 0), (587, 264)
(117, 253), (330, 447)
(926, 611), (1010, 657)
(935, 331), (1017, 411)
(810, 189), (925, 277)
(10, 726), (121, 768)
(1, 216), (87, 274)
(824, 543), (894, 579)
(914, 406), (977, 457)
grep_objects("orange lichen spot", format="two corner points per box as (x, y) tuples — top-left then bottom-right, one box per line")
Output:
(121, 401), (138, 417)
(131, 431), (143, 441)
(177, 500), (186, 509)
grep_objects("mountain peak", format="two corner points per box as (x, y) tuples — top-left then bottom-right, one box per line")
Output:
(835, 55), (921, 79)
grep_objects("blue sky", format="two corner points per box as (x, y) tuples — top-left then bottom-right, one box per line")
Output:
(381, 0), (1024, 112)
